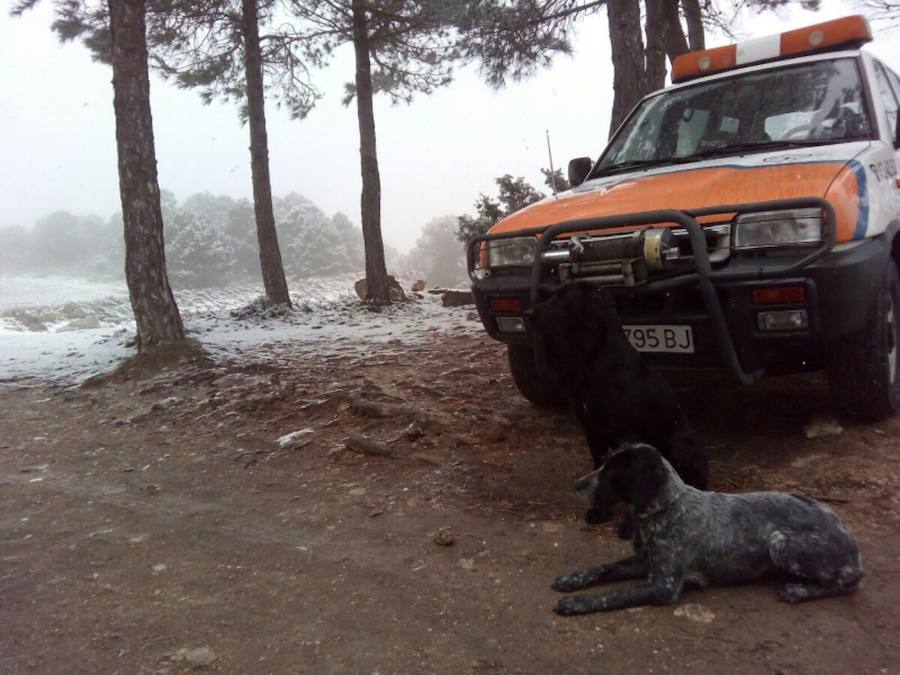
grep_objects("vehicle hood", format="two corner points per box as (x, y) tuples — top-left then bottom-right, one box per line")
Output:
(490, 142), (871, 242)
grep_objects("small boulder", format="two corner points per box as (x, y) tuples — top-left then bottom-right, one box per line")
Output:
(433, 529), (456, 547)
(411, 279), (426, 292)
(354, 275), (406, 302)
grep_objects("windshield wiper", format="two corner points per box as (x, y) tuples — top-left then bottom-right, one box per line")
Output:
(592, 157), (686, 178)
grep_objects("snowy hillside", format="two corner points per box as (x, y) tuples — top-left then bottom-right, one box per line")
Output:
(0, 274), (480, 386)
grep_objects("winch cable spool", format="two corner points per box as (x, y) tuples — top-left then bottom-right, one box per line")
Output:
(564, 227), (676, 280)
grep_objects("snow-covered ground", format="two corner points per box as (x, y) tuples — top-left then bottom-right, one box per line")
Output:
(0, 274), (480, 386)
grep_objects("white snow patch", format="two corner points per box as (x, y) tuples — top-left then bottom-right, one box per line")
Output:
(0, 274), (480, 386)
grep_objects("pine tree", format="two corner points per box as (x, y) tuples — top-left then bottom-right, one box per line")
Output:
(12, 0), (185, 351)
(109, 0), (185, 349)
(289, 0), (459, 304)
(457, 174), (546, 245)
(147, 0), (320, 306)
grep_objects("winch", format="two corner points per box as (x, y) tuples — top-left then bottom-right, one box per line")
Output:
(543, 228), (678, 287)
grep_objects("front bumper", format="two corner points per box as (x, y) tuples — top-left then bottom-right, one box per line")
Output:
(469, 199), (887, 382)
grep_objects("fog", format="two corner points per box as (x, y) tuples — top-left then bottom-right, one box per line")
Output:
(1, 0), (897, 258)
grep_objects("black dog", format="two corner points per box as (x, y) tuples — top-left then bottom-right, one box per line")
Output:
(529, 282), (708, 528)
(552, 443), (863, 614)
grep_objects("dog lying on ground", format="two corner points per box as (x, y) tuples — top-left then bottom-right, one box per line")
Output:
(552, 443), (863, 615)
(528, 282), (708, 530)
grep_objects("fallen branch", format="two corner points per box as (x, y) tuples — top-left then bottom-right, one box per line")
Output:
(344, 434), (395, 458)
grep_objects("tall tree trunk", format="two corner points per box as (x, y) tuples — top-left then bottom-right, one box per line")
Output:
(108, 0), (184, 351)
(606, 0), (647, 138)
(644, 0), (668, 92)
(681, 0), (705, 51)
(351, 0), (391, 305)
(661, 0), (689, 63)
(241, 0), (292, 307)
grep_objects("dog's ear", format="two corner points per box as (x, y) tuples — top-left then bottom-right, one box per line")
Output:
(628, 445), (667, 515)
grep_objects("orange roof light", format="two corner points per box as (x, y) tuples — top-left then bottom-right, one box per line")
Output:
(672, 15), (872, 84)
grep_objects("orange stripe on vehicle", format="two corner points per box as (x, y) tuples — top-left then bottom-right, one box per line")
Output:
(824, 165), (863, 243)
(488, 163), (858, 243)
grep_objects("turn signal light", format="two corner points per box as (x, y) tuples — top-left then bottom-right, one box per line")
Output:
(752, 286), (806, 305)
(489, 297), (522, 313)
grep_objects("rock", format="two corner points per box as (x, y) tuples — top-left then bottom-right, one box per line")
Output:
(433, 529), (456, 547)
(145, 484), (161, 496)
(348, 487), (367, 497)
(276, 428), (314, 448)
(403, 422), (424, 441)
(150, 396), (184, 412)
(458, 558), (476, 571)
(803, 417), (843, 439)
(441, 289), (474, 307)
(165, 646), (218, 669)
(151, 563), (168, 574)
(354, 275), (406, 302)
(673, 603), (715, 623)
(411, 279), (426, 292)
(541, 521), (563, 534)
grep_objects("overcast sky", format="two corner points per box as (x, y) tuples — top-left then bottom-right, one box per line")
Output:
(1, 0), (897, 252)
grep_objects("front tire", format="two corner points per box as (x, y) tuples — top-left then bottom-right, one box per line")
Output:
(826, 260), (900, 422)
(506, 343), (560, 407)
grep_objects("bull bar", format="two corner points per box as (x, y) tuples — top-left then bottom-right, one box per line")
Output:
(467, 197), (837, 386)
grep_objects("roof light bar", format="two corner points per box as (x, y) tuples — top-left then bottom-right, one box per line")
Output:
(671, 15), (872, 84)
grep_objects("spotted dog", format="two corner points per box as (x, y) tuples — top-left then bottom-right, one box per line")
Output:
(551, 443), (863, 615)
(529, 282), (708, 532)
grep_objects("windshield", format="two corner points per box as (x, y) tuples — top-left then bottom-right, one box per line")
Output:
(594, 58), (872, 176)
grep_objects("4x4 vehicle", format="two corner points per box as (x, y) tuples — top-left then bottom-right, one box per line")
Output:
(468, 16), (900, 421)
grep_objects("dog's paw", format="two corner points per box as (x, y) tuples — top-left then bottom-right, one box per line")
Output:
(551, 573), (588, 593)
(584, 508), (606, 525)
(553, 594), (597, 616)
(777, 583), (810, 604)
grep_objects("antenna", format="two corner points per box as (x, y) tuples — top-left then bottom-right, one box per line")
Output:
(545, 129), (558, 195)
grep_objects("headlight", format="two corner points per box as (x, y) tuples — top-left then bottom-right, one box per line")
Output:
(488, 237), (536, 268)
(733, 208), (822, 250)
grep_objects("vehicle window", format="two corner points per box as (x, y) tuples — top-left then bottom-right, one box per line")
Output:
(596, 58), (872, 174)
(873, 62), (899, 137)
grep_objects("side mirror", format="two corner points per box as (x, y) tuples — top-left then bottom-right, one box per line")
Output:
(567, 157), (593, 188)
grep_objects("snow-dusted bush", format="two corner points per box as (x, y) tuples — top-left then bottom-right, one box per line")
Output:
(13, 190), (366, 287)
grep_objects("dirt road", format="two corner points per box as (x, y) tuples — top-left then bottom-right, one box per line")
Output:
(1, 328), (898, 673)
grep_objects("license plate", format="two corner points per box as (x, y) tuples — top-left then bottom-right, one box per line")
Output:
(622, 325), (694, 353)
